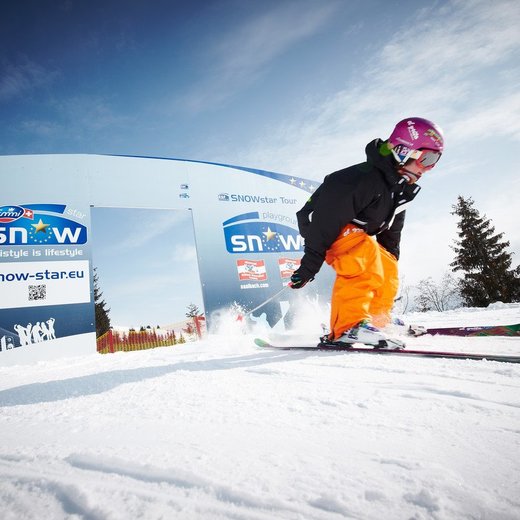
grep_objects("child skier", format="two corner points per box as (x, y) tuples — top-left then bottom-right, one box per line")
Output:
(290, 117), (444, 348)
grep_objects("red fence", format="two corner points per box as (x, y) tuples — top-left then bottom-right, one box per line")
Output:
(96, 316), (206, 354)
(97, 329), (183, 354)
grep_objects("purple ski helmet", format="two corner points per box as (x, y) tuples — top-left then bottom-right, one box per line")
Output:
(388, 117), (444, 162)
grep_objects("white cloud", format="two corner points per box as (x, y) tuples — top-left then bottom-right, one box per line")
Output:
(17, 94), (133, 143)
(110, 273), (184, 298)
(172, 243), (197, 263)
(234, 0), (520, 176)
(51, 95), (131, 130)
(0, 58), (57, 101)
(180, 1), (339, 112)
(19, 119), (61, 137)
(108, 211), (191, 251)
(448, 91), (520, 142)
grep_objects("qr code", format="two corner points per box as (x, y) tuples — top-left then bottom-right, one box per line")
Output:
(29, 284), (46, 301)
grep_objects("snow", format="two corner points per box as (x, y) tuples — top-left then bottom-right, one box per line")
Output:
(1, 305), (520, 519)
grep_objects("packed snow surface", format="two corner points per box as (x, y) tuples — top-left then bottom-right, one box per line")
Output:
(1, 304), (520, 519)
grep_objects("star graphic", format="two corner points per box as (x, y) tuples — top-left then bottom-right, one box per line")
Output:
(31, 219), (51, 233)
(263, 227), (277, 241)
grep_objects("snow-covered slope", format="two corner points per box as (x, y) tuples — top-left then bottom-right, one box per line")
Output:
(1, 305), (519, 519)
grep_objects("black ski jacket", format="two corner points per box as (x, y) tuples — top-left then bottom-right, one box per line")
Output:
(296, 138), (421, 279)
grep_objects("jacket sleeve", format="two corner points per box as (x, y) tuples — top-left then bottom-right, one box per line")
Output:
(296, 183), (324, 239)
(376, 210), (405, 259)
(297, 171), (367, 278)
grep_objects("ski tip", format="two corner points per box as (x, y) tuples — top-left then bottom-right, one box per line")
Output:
(254, 338), (270, 348)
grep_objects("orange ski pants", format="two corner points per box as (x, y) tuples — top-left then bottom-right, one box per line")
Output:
(325, 224), (399, 340)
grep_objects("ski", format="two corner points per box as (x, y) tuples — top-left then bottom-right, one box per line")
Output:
(254, 338), (520, 363)
(408, 323), (520, 337)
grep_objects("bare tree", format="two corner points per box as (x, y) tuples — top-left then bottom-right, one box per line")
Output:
(394, 276), (412, 314)
(414, 272), (461, 312)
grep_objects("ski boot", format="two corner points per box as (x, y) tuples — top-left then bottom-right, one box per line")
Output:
(324, 320), (406, 350)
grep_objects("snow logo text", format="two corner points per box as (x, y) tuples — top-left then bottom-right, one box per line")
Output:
(223, 212), (303, 253)
(0, 204), (87, 246)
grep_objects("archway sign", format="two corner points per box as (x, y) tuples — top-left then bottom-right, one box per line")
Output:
(1, 154), (333, 365)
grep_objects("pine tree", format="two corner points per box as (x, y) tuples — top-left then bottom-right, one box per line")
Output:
(450, 196), (520, 306)
(93, 268), (111, 337)
(185, 303), (204, 339)
(185, 303), (202, 318)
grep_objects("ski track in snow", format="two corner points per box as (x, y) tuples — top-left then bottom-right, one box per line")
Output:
(1, 304), (520, 519)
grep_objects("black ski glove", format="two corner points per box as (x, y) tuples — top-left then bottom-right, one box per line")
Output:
(290, 268), (314, 289)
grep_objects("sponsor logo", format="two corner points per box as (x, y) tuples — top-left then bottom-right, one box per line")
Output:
(0, 204), (87, 246)
(342, 226), (363, 237)
(223, 212), (304, 254)
(236, 259), (267, 281)
(278, 257), (300, 279)
(239, 282), (269, 290)
(407, 120), (419, 141)
(0, 205), (34, 224)
(425, 128), (442, 145)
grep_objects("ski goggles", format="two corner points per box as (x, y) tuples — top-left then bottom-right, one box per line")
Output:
(391, 145), (442, 169)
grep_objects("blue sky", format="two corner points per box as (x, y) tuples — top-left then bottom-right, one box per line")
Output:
(2, 0), (520, 324)
(90, 208), (202, 327)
